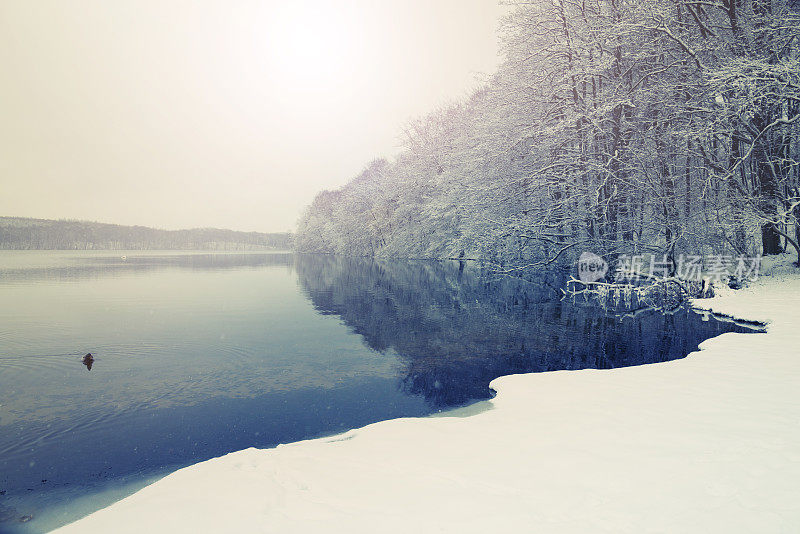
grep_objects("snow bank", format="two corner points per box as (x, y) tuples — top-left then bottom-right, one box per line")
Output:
(55, 259), (800, 533)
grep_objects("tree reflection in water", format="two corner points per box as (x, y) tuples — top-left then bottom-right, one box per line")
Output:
(296, 255), (759, 409)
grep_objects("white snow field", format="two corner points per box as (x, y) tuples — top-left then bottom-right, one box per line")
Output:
(56, 257), (800, 534)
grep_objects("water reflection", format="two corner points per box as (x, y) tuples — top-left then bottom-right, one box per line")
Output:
(0, 251), (292, 284)
(295, 255), (759, 407)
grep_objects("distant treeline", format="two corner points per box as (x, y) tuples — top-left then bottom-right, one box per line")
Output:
(0, 217), (292, 251)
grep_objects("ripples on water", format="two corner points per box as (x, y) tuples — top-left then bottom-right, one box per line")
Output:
(0, 251), (761, 532)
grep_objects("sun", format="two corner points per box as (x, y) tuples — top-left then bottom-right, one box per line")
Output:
(265, 3), (362, 87)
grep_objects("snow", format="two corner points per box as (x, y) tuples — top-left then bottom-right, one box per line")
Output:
(54, 256), (800, 533)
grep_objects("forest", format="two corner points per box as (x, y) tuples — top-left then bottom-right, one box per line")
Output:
(295, 0), (800, 271)
(0, 217), (292, 250)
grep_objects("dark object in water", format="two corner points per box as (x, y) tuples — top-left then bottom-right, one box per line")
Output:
(82, 353), (94, 371)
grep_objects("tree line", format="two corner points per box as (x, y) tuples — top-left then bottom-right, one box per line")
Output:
(296, 0), (800, 269)
(0, 217), (292, 250)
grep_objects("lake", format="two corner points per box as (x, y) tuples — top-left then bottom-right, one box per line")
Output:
(0, 251), (759, 532)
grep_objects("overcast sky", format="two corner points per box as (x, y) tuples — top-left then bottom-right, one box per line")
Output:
(0, 0), (506, 232)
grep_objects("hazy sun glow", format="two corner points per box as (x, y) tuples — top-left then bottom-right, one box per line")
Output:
(266, 4), (364, 86)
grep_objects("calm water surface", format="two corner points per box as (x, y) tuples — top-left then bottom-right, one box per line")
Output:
(0, 251), (759, 532)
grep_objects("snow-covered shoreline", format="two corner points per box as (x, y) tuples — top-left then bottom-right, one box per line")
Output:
(55, 258), (800, 533)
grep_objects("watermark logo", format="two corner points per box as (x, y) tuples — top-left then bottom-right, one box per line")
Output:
(615, 254), (761, 283)
(577, 252), (608, 283)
